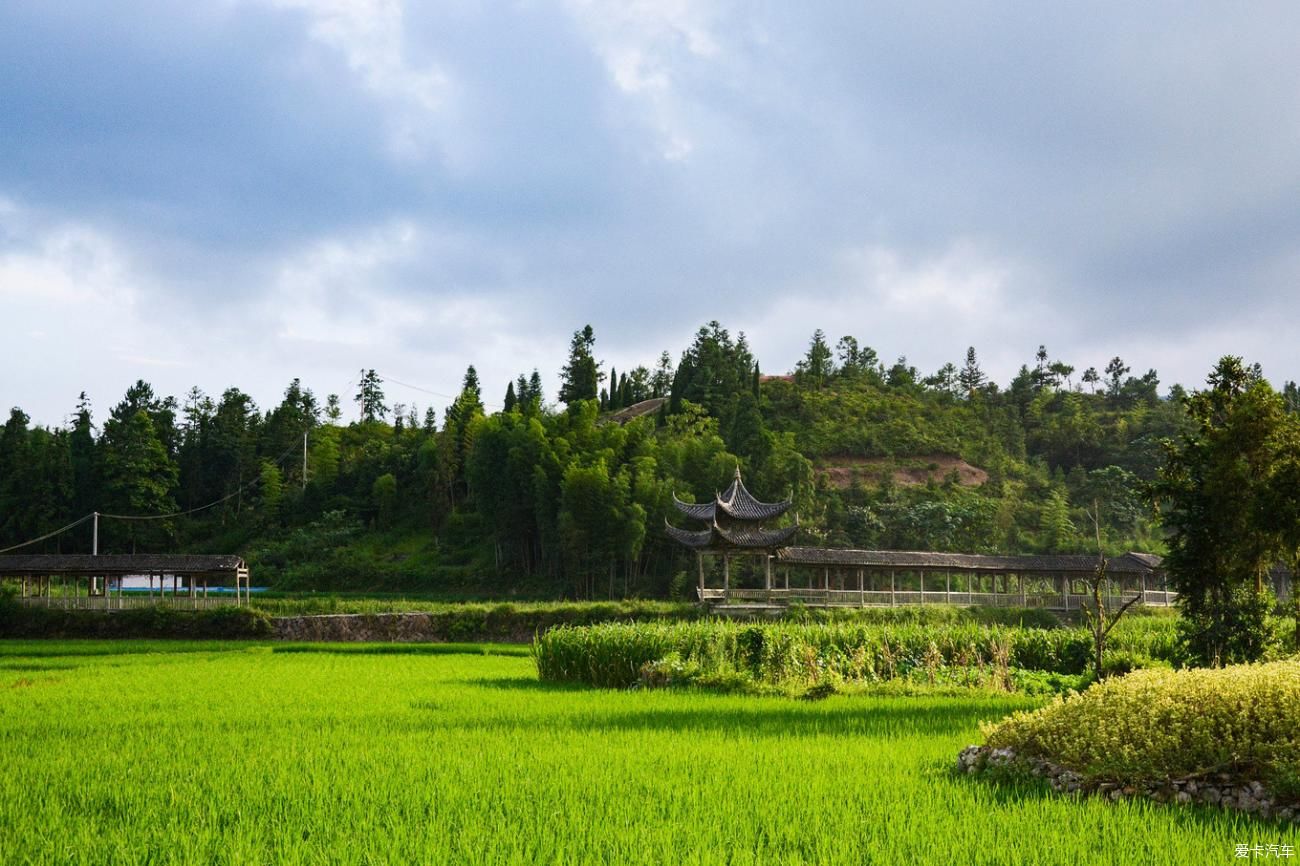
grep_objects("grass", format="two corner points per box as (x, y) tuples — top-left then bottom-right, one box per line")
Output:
(1, 641), (1293, 864)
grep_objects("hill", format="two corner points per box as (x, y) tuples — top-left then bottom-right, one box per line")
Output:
(1, 321), (1262, 599)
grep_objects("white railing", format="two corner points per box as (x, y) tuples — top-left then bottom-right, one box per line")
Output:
(697, 587), (1176, 610)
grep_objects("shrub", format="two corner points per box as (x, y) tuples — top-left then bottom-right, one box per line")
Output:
(983, 661), (1300, 794)
(533, 619), (1177, 691)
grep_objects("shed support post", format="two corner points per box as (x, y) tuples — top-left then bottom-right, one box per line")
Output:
(920, 570), (926, 605)
(946, 572), (951, 605)
(858, 569), (864, 607)
(890, 570), (896, 607)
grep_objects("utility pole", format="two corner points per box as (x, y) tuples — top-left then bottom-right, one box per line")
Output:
(92, 512), (99, 556)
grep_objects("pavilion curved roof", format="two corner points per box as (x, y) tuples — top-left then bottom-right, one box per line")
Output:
(671, 494), (717, 522)
(663, 517), (799, 551)
(672, 467), (792, 523)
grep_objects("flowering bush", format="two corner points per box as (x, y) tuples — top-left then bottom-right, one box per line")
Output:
(983, 661), (1300, 794)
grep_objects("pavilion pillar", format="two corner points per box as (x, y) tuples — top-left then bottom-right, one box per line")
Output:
(783, 568), (789, 590)
(890, 570), (896, 607)
(823, 567), (829, 591)
(946, 572), (951, 605)
(1020, 573), (1026, 607)
(920, 570), (926, 605)
(697, 553), (705, 594)
(858, 569), (864, 607)
(723, 555), (730, 596)
(764, 554), (772, 591)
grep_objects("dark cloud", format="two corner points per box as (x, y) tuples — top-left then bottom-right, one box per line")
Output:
(2, 1), (1298, 424)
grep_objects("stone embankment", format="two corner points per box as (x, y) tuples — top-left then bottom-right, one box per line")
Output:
(957, 745), (1299, 822)
(274, 613), (535, 643)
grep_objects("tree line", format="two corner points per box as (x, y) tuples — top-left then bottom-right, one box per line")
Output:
(2, 322), (1298, 637)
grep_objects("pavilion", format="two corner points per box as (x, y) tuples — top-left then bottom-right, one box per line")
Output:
(665, 466), (799, 595)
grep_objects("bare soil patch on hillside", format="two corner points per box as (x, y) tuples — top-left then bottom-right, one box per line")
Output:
(818, 454), (988, 489)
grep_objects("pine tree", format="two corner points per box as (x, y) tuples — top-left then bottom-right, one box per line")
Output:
(503, 381), (518, 413)
(958, 347), (986, 398)
(607, 366), (619, 410)
(559, 325), (601, 406)
(795, 329), (834, 389)
(1104, 357), (1130, 398)
(650, 351), (674, 398)
(528, 370), (544, 406)
(355, 369), (388, 422)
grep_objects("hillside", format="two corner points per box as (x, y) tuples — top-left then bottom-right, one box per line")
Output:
(1, 322), (1256, 599)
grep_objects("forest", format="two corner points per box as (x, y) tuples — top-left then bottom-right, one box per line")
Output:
(3, 321), (1298, 598)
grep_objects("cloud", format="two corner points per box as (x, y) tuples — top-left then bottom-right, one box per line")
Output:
(2, 2), (1299, 424)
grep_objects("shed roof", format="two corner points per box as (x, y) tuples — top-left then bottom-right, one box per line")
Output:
(0, 554), (246, 577)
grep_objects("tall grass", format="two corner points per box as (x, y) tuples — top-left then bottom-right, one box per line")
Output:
(534, 619), (1190, 690)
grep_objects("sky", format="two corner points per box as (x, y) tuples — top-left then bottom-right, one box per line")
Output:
(3, 1), (1299, 426)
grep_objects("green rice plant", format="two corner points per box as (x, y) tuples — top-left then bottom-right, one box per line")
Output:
(0, 640), (1288, 865)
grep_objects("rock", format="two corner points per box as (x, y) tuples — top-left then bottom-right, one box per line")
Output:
(1201, 788), (1222, 805)
(1175, 791), (1192, 804)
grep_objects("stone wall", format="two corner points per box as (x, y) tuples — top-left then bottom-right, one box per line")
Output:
(957, 745), (1299, 822)
(273, 613), (535, 644)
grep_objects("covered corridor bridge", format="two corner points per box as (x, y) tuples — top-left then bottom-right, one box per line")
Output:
(699, 548), (1174, 612)
(0, 554), (251, 609)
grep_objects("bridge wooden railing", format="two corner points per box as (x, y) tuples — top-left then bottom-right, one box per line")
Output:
(697, 587), (1176, 610)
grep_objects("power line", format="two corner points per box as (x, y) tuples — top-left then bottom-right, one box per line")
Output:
(373, 371), (502, 411)
(0, 514), (95, 555)
(101, 438), (304, 522)
(0, 439), (307, 554)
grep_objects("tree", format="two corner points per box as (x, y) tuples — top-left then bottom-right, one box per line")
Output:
(372, 473), (397, 528)
(1104, 357), (1130, 399)
(1049, 361), (1075, 390)
(1263, 415), (1300, 647)
(503, 381), (518, 413)
(795, 329), (834, 389)
(886, 356), (917, 389)
(1283, 381), (1300, 415)
(1033, 345), (1052, 390)
(355, 370), (388, 422)
(101, 409), (179, 550)
(836, 336), (877, 380)
(259, 460), (283, 523)
(650, 351), (674, 398)
(1040, 489), (1077, 553)
(958, 347), (986, 398)
(1152, 356), (1284, 665)
(559, 325), (602, 406)
(325, 393), (342, 423)
(923, 362), (960, 398)
(1078, 501), (1145, 681)
(1081, 367), (1100, 394)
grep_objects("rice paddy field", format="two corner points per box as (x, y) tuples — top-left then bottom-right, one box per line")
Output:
(1, 640), (1293, 865)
